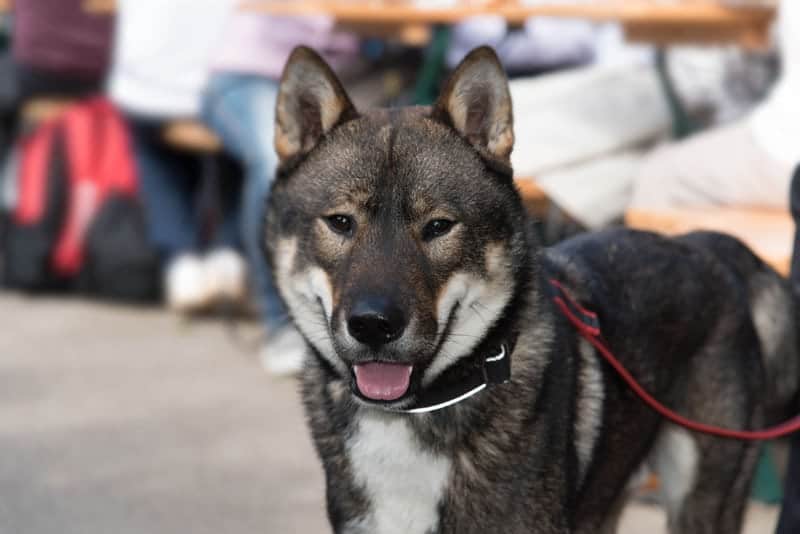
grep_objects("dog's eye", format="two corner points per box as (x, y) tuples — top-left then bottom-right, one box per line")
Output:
(422, 219), (456, 241)
(325, 214), (355, 236)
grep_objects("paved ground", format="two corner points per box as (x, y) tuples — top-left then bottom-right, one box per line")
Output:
(0, 293), (779, 533)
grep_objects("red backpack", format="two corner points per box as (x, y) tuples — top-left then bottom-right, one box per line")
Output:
(3, 97), (160, 301)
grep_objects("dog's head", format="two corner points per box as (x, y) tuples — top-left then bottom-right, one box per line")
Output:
(266, 46), (530, 409)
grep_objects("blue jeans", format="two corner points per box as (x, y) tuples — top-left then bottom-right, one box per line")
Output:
(127, 116), (241, 263)
(201, 73), (287, 331)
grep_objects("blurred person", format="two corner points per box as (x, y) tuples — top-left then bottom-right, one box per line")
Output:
(0, 0), (113, 161)
(446, 15), (655, 234)
(108, 0), (246, 317)
(490, 11), (773, 232)
(630, 0), (799, 213)
(498, 25), (735, 230)
(201, 14), (359, 375)
(109, 0), (361, 375)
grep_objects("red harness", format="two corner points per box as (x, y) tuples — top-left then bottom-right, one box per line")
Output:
(551, 279), (800, 441)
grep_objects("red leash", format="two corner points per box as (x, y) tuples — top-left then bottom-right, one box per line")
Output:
(550, 279), (800, 441)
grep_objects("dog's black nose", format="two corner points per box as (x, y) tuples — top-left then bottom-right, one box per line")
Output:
(347, 297), (407, 347)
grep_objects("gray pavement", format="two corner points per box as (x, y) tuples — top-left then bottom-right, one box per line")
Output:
(0, 293), (778, 533)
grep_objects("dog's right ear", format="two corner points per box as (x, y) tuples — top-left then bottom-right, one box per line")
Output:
(275, 46), (358, 163)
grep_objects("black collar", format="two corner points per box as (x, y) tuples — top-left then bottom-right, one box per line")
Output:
(382, 282), (525, 415)
(382, 280), (591, 414)
(392, 334), (517, 414)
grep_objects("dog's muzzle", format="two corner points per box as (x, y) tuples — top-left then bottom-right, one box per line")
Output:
(354, 343), (512, 414)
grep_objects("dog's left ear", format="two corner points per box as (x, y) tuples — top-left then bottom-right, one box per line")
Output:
(275, 46), (358, 163)
(432, 46), (514, 165)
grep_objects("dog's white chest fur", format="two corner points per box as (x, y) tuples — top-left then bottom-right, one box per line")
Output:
(345, 412), (451, 534)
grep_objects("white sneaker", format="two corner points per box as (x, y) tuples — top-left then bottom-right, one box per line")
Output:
(165, 254), (213, 313)
(203, 248), (248, 304)
(259, 325), (306, 376)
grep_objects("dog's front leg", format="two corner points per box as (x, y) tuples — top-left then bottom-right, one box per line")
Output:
(324, 475), (374, 534)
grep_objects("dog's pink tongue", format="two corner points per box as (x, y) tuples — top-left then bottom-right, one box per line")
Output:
(354, 363), (413, 401)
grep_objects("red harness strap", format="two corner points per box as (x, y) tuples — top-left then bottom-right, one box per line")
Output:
(550, 279), (800, 441)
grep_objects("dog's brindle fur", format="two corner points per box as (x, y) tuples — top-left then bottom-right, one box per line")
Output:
(265, 47), (800, 533)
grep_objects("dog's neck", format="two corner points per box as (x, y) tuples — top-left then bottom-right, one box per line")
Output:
(335, 271), (554, 534)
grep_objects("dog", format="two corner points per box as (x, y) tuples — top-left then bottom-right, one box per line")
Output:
(264, 46), (800, 534)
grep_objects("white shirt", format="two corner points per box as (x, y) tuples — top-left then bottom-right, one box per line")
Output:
(108, 0), (235, 118)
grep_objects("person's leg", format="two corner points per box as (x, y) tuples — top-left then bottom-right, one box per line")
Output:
(203, 73), (304, 374)
(127, 117), (198, 262)
(126, 116), (214, 312)
(202, 74), (287, 328)
(777, 166), (800, 534)
(207, 154), (243, 252)
(631, 121), (793, 210)
(202, 154), (247, 304)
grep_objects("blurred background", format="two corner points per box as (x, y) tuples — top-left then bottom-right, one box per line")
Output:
(0, 0), (794, 532)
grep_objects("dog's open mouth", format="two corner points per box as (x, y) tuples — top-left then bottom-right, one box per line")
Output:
(353, 362), (413, 401)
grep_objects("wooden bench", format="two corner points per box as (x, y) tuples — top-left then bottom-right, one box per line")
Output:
(19, 98), (74, 127)
(162, 120), (222, 153)
(515, 178), (550, 219)
(626, 206), (793, 276)
(246, 0), (776, 49)
(5, 0), (778, 49)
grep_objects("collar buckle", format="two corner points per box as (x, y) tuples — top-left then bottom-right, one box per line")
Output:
(482, 343), (511, 385)
(395, 342), (513, 414)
